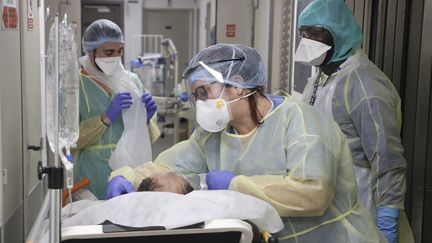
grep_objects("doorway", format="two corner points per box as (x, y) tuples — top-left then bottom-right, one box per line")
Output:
(81, 1), (124, 56)
(143, 9), (193, 92)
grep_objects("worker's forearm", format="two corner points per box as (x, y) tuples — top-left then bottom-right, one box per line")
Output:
(230, 175), (334, 217)
(75, 116), (107, 149)
(148, 119), (161, 144)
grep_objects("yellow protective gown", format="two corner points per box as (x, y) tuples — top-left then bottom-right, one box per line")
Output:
(73, 71), (160, 199)
(302, 51), (413, 242)
(297, 0), (412, 241)
(112, 96), (384, 242)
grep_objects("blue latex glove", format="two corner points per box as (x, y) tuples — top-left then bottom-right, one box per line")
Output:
(141, 92), (157, 123)
(206, 170), (236, 190)
(377, 206), (399, 243)
(179, 91), (189, 102)
(106, 176), (135, 199)
(106, 92), (133, 123)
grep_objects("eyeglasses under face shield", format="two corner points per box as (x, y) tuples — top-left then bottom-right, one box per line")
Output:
(189, 81), (227, 103)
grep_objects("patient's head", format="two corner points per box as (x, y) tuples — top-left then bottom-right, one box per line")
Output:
(137, 172), (194, 194)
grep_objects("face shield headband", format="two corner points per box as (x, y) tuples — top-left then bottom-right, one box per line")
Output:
(184, 58), (245, 82)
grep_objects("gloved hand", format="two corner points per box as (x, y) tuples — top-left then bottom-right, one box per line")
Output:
(206, 170), (236, 190)
(377, 206), (399, 243)
(106, 175), (135, 199)
(106, 92), (133, 123)
(179, 91), (189, 102)
(141, 92), (157, 124)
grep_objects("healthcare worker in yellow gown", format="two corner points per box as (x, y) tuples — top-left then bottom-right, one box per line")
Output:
(293, 0), (413, 242)
(107, 43), (384, 242)
(73, 19), (160, 199)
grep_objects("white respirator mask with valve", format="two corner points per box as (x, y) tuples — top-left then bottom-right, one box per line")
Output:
(194, 61), (256, 132)
(195, 86), (255, 132)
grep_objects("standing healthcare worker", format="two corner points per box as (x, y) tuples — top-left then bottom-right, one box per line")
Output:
(294, 0), (413, 242)
(74, 19), (160, 199)
(106, 43), (385, 242)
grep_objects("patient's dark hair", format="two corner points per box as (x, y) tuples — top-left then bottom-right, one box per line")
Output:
(137, 177), (155, 192)
(137, 177), (194, 194)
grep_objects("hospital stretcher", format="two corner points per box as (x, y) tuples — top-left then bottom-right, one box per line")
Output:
(57, 180), (281, 243)
(61, 219), (255, 243)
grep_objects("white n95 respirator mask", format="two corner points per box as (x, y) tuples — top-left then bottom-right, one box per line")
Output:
(196, 98), (231, 132)
(95, 56), (124, 75)
(294, 38), (332, 66)
(195, 87), (256, 132)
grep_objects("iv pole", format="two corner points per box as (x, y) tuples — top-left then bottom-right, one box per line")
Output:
(26, 3), (63, 243)
(48, 15), (62, 243)
(27, 1), (76, 242)
(34, 15), (64, 243)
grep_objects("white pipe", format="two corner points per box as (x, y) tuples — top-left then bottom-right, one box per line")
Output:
(39, 0), (47, 167)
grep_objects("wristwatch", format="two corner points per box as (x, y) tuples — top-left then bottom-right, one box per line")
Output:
(100, 113), (111, 126)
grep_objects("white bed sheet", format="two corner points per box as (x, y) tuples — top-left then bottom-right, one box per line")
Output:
(36, 190), (283, 243)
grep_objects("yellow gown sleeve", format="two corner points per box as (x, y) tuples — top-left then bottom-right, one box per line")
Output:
(75, 116), (108, 149)
(229, 103), (341, 218)
(148, 115), (160, 144)
(230, 175), (334, 217)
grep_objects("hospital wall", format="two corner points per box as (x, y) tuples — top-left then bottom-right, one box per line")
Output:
(216, 0), (276, 92)
(0, 1), (80, 243)
(1, 1), (37, 242)
(343, 0), (432, 241)
(397, 0), (432, 242)
(125, 0), (144, 71)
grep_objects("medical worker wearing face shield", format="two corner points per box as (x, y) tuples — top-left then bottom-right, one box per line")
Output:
(74, 19), (160, 199)
(294, 0), (412, 243)
(106, 43), (385, 242)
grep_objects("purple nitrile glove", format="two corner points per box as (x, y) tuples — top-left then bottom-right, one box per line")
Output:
(206, 170), (236, 190)
(106, 92), (133, 123)
(180, 91), (189, 102)
(141, 92), (157, 123)
(106, 175), (135, 199)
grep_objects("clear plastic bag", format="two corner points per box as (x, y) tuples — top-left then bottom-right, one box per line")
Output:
(46, 20), (79, 152)
(79, 55), (152, 169)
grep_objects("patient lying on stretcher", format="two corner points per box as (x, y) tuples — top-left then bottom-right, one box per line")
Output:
(138, 174), (267, 243)
(28, 172), (283, 243)
(137, 172), (194, 194)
